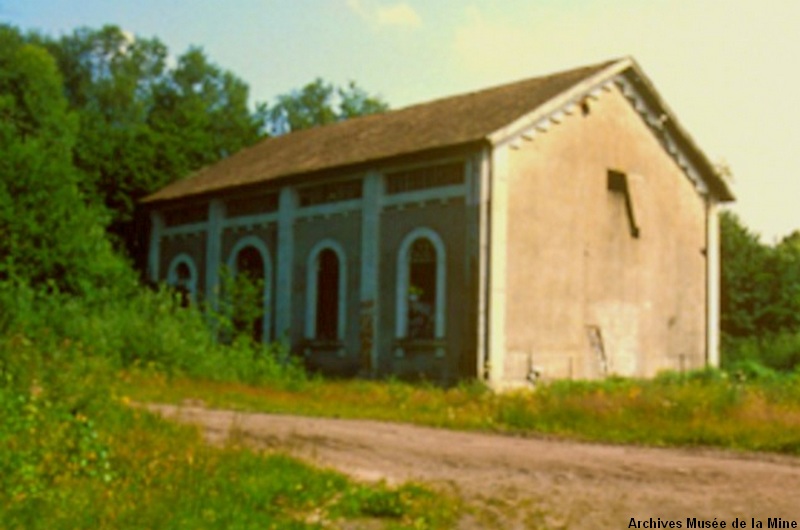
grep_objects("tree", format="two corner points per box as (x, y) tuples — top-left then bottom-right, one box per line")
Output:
(720, 211), (800, 338)
(0, 25), (129, 296)
(265, 78), (388, 135)
(23, 25), (388, 275)
(36, 26), (264, 267)
(769, 231), (800, 330)
(720, 211), (773, 337)
(148, 46), (263, 178)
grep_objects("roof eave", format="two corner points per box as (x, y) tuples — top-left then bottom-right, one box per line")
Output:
(140, 141), (488, 207)
(486, 56), (735, 203)
(616, 59), (735, 202)
(486, 57), (634, 146)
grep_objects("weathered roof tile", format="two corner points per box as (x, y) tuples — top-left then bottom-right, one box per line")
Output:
(143, 60), (616, 203)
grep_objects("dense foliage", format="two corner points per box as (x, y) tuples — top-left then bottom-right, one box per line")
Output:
(30, 25), (266, 267)
(264, 77), (389, 135)
(0, 295), (455, 529)
(21, 25), (389, 267)
(720, 211), (800, 370)
(0, 25), (131, 296)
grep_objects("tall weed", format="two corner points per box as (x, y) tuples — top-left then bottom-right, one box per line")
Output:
(0, 324), (456, 529)
(0, 282), (307, 387)
(723, 331), (800, 372)
(127, 367), (800, 455)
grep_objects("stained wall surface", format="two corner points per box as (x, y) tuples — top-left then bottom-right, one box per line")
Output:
(502, 85), (707, 381)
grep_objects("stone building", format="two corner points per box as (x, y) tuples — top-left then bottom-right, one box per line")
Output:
(142, 57), (734, 385)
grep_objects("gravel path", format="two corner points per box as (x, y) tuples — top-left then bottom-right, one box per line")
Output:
(148, 403), (800, 529)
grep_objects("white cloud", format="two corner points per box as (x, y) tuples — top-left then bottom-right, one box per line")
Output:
(377, 3), (421, 28)
(347, 0), (422, 29)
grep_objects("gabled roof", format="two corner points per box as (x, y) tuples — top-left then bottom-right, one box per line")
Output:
(143, 58), (733, 204)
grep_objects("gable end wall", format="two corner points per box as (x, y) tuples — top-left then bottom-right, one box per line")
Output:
(502, 84), (707, 381)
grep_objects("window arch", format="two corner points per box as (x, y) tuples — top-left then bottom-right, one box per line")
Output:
(396, 227), (446, 340)
(167, 253), (198, 306)
(305, 239), (347, 342)
(227, 236), (272, 342)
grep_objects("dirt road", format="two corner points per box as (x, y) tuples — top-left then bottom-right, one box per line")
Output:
(148, 403), (800, 529)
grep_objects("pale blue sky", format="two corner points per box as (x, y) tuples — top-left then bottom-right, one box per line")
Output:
(3, 0), (799, 241)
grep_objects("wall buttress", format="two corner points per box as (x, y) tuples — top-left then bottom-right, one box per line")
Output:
(148, 211), (164, 283)
(706, 198), (721, 368)
(205, 200), (225, 307)
(360, 172), (382, 375)
(275, 188), (297, 341)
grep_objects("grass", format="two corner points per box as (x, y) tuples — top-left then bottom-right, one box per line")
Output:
(3, 408), (458, 529)
(0, 334), (459, 530)
(121, 369), (800, 455)
(5, 282), (800, 529)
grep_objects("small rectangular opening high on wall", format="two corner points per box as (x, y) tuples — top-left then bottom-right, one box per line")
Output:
(607, 169), (640, 238)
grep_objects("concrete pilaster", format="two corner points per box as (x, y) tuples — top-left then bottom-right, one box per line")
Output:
(706, 198), (721, 368)
(470, 150), (492, 380)
(487, 145), (509, 386)
(275, 187), (297, 341)
(205, 199), (225, 307)
(148, 210), (164, 283)
(360, 172), (382, 375)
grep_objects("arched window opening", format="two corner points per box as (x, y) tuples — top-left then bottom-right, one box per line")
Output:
(315, 249), (340, 341)
(305, 240), (347, 344)
(167, 254), (198, 307)
(408, 238), (437, 339)
(395, 227), (446, 344)
(174, 262), (193, 307)
(232, 245), (265, 343)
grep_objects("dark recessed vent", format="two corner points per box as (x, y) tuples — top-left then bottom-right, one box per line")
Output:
(298, 179), (362, 207)
(386, 162), (464, 195)
(607, 169), (640, 238)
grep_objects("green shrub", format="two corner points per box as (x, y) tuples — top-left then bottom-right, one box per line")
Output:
(723, 331), (800, 372)
(0, 281), (308, 387)
(0, 324), (455, 529)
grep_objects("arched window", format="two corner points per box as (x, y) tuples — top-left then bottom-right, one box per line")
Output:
(167, 254), (198, 307)
(227, 236), (272, 342)
(396, 228), (446, 340)
(305, 240), (347, 342)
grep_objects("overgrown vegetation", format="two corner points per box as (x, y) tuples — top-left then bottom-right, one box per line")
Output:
(721, 211), (800, 371)
(122, 368), (800, 455)
(0, 317), (457, 529)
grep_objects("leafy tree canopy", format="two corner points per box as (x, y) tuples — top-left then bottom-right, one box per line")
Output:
(32, 25), (265, 266)
(3, 23), (390, 287)
(720, 211), (800, 338)
(0, 24), (131, 296)
(264, 78), (389, 135)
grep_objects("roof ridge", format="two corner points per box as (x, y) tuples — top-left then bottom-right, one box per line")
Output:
(141, 58), (639, 204)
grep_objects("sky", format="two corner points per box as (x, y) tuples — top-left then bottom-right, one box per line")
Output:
(2, 0), (799, 242)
